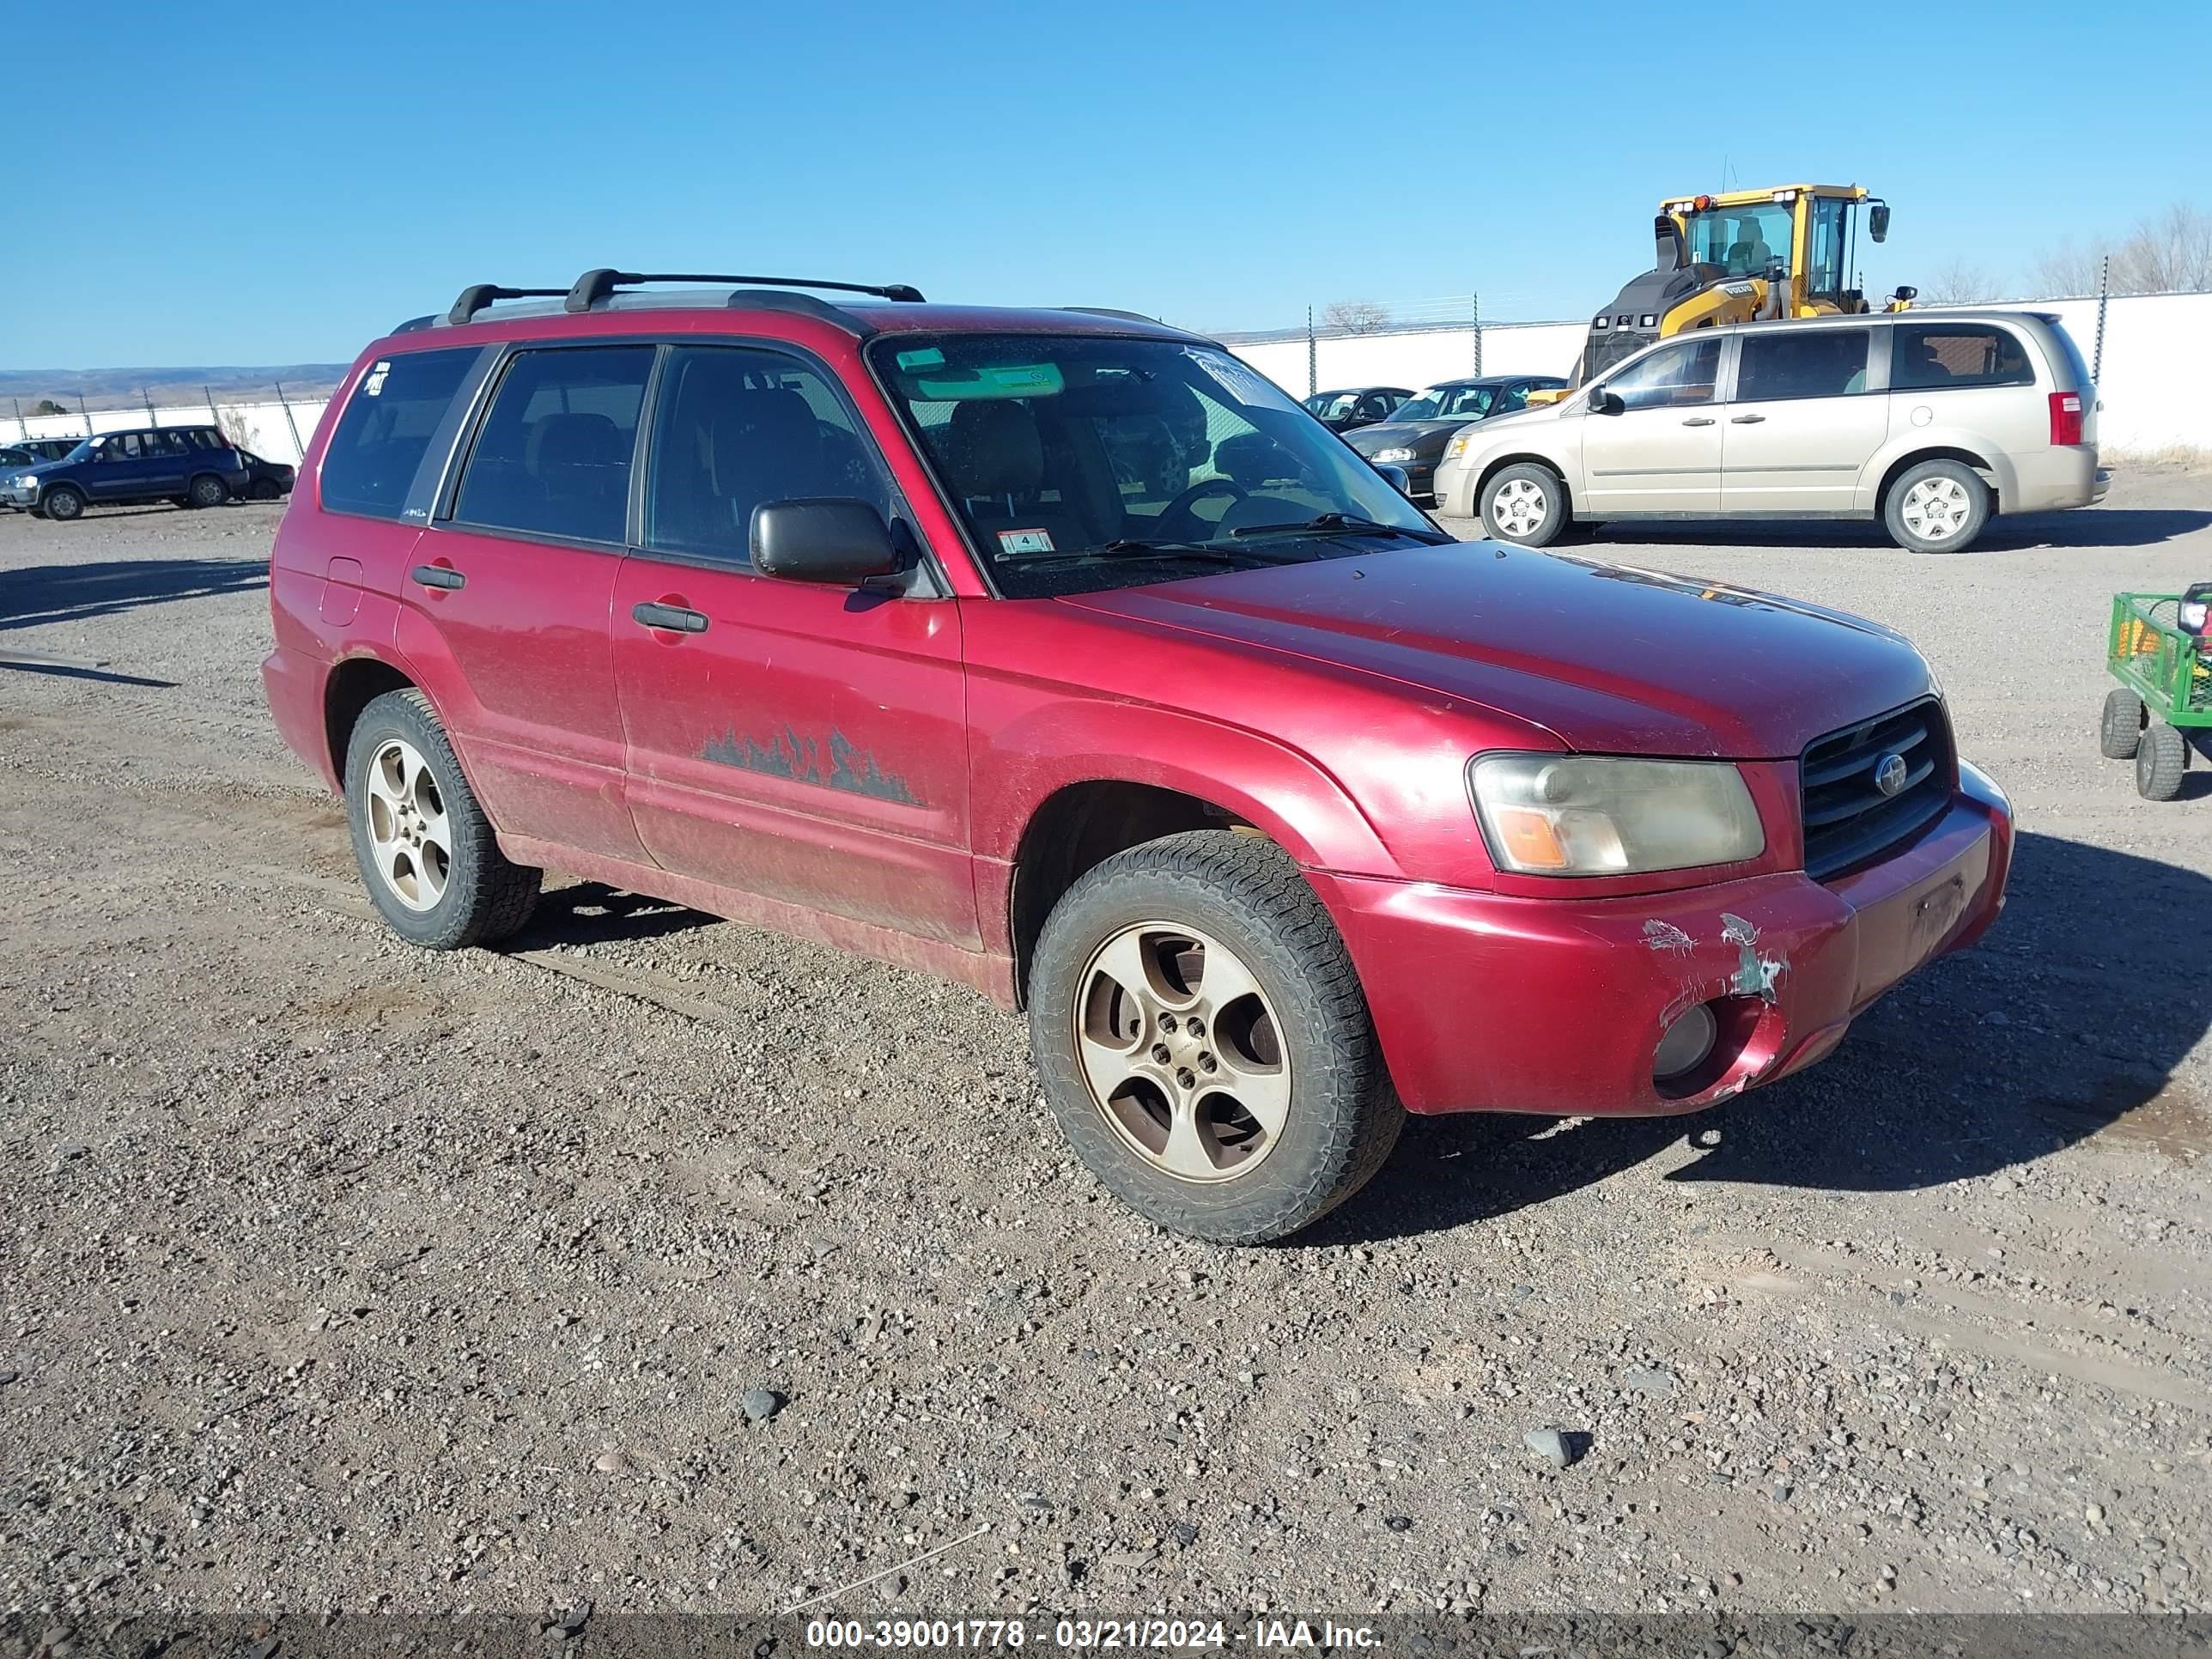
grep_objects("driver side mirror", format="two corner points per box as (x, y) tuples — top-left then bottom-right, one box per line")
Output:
(751, 498), (900, 586)
(1869, 202), (1891, 243)
(1371, 462), (1411, 496)
(1588, 389), (1625, 416)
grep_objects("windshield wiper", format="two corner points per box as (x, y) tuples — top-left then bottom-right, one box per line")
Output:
(1090, 538), (1310, 565)
(1228, 513), (1446, 542)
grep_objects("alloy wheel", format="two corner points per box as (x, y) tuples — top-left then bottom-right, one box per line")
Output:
(1072, 921), (1291, 1183)
(362, 738), (452, 911)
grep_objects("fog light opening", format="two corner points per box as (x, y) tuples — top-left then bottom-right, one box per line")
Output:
(1653, 1001), (1720, 1084)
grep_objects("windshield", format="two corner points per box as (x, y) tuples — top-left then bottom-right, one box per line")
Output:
(1389, 384), (1496, 422)
(1684, 203), (1796, 277)
(870, 334), (1443, 599)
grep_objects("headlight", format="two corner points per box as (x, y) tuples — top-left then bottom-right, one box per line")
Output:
(13, 475), (36, 489)
(1370, 447), (1417, 464)
(1443, 434), (1474, 459)
(1468, 753), (1765, 876)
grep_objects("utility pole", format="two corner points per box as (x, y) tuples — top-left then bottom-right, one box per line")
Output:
(2093, 254), (2110, 380)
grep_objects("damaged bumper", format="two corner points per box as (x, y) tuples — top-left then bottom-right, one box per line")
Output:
(1311, 762), (2013, 1117)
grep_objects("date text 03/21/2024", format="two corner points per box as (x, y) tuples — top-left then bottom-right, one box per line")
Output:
(803, 1620), (1382, 1650)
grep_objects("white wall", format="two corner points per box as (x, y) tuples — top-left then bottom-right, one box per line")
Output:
(1, 398), (325, 465)
(1224, 292), (2212, 453)
(6, 291), (2205, 465)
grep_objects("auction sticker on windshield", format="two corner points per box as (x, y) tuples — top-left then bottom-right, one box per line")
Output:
(996, 527), (1055, 556)
(1184, 348), (1291, 410)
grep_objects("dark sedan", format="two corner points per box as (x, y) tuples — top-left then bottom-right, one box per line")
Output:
(1343, 374), (1567, 498)
(1303, 386), (1413, 433)
(237, 449), (297, 501)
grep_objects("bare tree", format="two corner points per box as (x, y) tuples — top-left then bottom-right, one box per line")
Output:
(2115, 203), (2212, 294)
(1921, 258), (2008, 303)
(215, 404), (256, 449)
(2031, 204), (2212, 297)
(29, 398), (66, 416)
(1321, 299), (1391, 334)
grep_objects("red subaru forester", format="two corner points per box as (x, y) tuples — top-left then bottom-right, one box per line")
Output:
(263, 270), (2013, 1243)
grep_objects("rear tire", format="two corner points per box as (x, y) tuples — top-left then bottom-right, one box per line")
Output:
(1885, 459), (1990, 553)
(1027, 830), (1403, 1244)
(2100, 688), (2145, 759)
(41, 483), (84, 522)
(186, 472), (229, 508)
(343, 689), (541, 949)
(1480, 462), (1569, 547)
(2136, 723), (2189, 801)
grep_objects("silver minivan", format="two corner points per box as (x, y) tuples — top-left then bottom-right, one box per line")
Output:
(1430, 309), (2107, 553)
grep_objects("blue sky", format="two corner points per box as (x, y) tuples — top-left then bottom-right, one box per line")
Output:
(10, 0), (2209, 368)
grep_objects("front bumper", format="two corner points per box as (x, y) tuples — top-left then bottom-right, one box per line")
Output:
(2, 482), (38, 509)
(1310, 761), (2013, 1117)
(1431, 454), (1472, 516)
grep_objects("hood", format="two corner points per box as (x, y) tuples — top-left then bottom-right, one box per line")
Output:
(1346, 418), (1475, 454)
(1060, 543), (1932, 758)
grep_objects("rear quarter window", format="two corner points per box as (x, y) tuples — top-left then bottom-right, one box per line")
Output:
(1892, 323), (2035, 391)
(320, 348), (479, 520)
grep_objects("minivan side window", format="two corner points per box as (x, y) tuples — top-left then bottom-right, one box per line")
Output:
(1893, 324), (2034, 391)
(1735, 329), (1872, 402)
(321, 349), (479, 521)
(1602, 337), (1721, 410)
(451, 345), (653, 545)
(642, 345), (890, 567)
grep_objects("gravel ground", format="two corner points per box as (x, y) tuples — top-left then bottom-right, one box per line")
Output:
(3, 475), (2211, 1626)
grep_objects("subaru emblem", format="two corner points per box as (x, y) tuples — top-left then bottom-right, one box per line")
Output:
(1873, 752), (1909, 797)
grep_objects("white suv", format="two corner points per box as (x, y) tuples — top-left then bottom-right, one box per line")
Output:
(1430, 309), (2107, 554)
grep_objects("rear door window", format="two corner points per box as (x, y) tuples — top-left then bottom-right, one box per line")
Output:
(1892, 323), (2035, 390)
(452, 345), (653, 544)
(1735, 329), (1872, 401)
(321, 348), (479, 520)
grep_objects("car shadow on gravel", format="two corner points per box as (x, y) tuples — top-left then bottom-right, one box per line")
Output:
(1579, 507), (2212, 556)
(1311, 830), (2212, 1244)
(509, 882), (716, 947)
(0, 556), (267, 631)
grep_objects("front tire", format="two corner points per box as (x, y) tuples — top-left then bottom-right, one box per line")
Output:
(1027, 830), (1403, 1243)
(1885, 459), (1990, 553)
(41, 483), (84, 522)
(186, 472), (230, 508)
(1480, 462), (1569, 547)
(344, 690), (541, 949)
(2100, 688), (2146, 759)
(2136, 723), (2189, 800)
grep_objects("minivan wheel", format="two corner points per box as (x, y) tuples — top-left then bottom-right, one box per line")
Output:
(41, 483), (84, 522)
(1028, 830), (1403, 1243)
(1885, 459), (1990, 553)
(2100, 688), (2146, 759)
(1480, 463), (1568, 547)
(344, 690), (541, 949)
(186, 473), (230, 508)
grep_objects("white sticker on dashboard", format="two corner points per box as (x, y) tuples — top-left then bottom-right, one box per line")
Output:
(996, 527), (1055, 556)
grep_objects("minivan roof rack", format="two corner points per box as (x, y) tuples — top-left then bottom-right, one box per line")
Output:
(564, 269), (926, 313)
(447, 283), (569, 325)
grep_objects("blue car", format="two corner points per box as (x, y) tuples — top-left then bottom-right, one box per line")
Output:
(3, 424), (252, 520)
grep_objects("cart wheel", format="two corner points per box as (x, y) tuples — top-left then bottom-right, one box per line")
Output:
(2135, 723), (2189, 800)
(2100, 688), (2146, 759)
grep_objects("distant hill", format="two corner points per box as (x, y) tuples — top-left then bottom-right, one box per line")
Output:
(0, 365), (350, 411)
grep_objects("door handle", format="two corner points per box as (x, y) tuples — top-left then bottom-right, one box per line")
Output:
(1729, 414), (1767, 424)
(631, 600), (709, 635)
(410, 563), (465, 590)
(1681, 416), (1716, 427)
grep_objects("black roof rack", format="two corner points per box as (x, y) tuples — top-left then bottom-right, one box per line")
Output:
(564, 269), (925, 313)
(447, 283), (569, 325)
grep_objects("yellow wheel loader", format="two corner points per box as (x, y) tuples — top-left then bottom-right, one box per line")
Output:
(1534, 185), (1913, 399)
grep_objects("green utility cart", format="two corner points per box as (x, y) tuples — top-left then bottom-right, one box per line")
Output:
(2101, 587), (2212, 799)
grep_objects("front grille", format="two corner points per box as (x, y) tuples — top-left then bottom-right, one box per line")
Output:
(1800, 699), (1954, 880)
